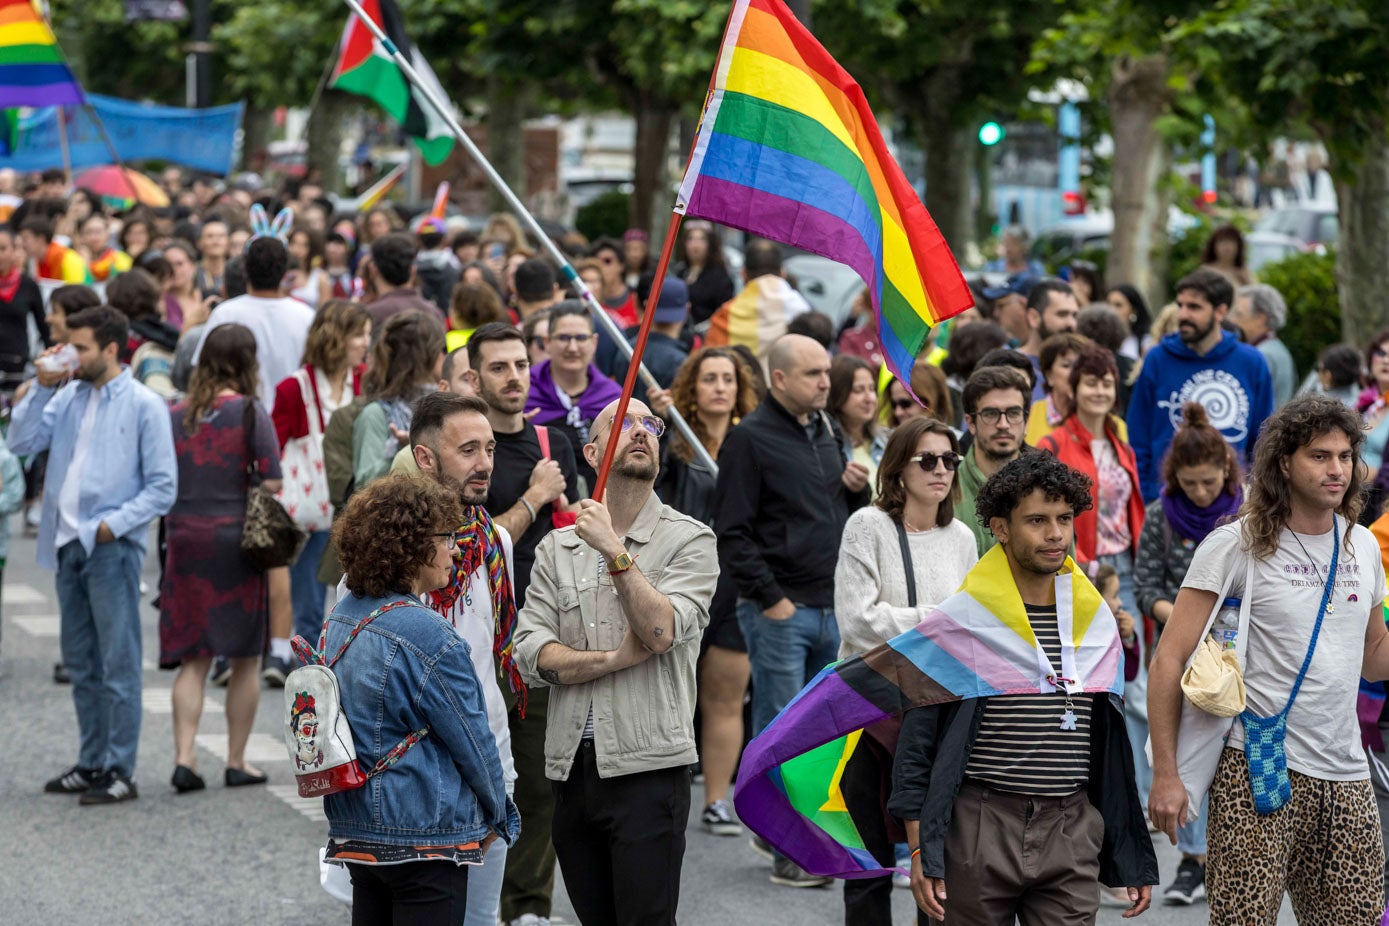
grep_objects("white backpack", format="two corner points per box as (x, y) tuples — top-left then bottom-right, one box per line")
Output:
(285, 600), (428, 798)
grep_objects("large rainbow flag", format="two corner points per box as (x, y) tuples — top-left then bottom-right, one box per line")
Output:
(676, 0), (973, 398)
(733, 546), (1123, 879)
(0, 0), (82, 108)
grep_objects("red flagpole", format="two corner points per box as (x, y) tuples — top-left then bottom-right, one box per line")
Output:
(590, 209), (684, 501)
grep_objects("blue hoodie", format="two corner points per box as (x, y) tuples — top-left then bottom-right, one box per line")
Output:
(1127, 330), (1274, 501)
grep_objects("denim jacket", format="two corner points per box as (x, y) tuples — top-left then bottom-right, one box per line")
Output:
(322, 592), (521, 847)
(8, 369), (177, 570)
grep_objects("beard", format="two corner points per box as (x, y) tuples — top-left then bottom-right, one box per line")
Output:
(75, 359), (107, 382)
(436, 469), (490, 505)
(613, 446), (658, 481)
(1178, 318), (1215, 345)
(481, 379), (527, 415)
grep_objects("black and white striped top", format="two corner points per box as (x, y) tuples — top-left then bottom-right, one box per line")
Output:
(963, 604), (1093, 796)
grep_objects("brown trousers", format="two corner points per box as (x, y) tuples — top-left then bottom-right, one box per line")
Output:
(927, 781), (1104, 926)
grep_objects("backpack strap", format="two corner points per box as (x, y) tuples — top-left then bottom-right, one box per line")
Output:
(326, 599), (415, 668)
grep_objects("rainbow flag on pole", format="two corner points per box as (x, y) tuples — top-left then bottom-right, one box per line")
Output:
(0, 0), (82, 107)
(676, 0), (973, 397)
(733, 546), (1123, 879)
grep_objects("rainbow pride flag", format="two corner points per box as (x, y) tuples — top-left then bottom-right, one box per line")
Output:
(676, 0), (973, 396)
(733, 545), (1123, 879)
(0, 0), (82, 108)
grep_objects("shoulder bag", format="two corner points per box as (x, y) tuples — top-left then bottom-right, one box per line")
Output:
(242, 397), (308, 570)
(275, 369), (334, 533)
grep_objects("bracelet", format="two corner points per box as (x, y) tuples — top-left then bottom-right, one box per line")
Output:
(520, 496), (537, 524)
(909, 846), (921, 860)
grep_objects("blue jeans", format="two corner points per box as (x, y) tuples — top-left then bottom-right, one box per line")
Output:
(1100, 551), (1152, 809)
(56, 538), (144, 778)
(736, 601), (841, 736)
(465, 829), (507, 926)
(1177, 795), (1209, 855)
(290, 530), (331, 644)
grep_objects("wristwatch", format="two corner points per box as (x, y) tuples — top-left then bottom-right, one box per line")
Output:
(608, 551), (634, 575)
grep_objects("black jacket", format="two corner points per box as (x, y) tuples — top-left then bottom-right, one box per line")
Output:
(887, 693), (1159, 889)
(713, 395), (869, 609)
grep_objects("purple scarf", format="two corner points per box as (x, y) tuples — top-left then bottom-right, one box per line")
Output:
(1162, 485), (1242, 542)
(526, 358), (622, 425)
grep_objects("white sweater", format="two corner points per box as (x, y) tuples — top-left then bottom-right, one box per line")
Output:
(833, 506), (979, 660)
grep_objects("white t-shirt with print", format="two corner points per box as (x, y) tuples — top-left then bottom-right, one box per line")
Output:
(1182, 520), (1388, 780)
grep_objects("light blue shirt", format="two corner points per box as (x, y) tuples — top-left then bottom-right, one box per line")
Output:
(8, 368), (177, 570)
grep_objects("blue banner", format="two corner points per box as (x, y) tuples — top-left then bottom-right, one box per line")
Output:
(0, 94), (244, 176)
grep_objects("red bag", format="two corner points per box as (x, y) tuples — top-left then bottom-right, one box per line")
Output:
(535, 425), (577, 528)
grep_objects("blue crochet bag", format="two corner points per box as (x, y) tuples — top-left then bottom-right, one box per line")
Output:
(1238, 519), (1339, 815)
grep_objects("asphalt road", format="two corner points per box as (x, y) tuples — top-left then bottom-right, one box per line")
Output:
(0, 528), (1293, 925)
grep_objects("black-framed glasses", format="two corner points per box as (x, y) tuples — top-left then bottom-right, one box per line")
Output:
(528, 335), (547, 350)
(909, 451), (961, 473)
(973, 406), (1025, 425)
(553, 333), (592, 347)
(431, 532), (456, 540)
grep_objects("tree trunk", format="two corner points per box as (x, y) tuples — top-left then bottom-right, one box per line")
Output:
(1107, 53), (1170, 306)
(240, 102), (274, 175)
(629, 94), (674, 246)
(487, 75), (527, 214)
(305, 89), (350, 194)
(1143, 141), (1175, 308)
(1336, 126), (1389, 346)
(922, 125), (974, 261)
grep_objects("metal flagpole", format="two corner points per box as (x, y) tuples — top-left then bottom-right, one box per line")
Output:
(336, 0), (717, 478)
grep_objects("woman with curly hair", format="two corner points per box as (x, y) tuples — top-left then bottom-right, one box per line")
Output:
(160, 323), (282, 793)
(324, 474), (519, 923)
(272, 300), (371, 645)
(1149, 394), (1389, 924)
(645, 345), (760, 837)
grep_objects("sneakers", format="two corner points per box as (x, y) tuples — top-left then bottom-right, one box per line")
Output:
(79, 772), (139, 805)
(1163, 857), (1207, 905)
(53, 662), (70, 685)
(770, 856), (832, 888)
(701, 799), (742, 836)
(210, 657), (232, 687)
(749, 834), (774, 862)
(44, 765), (101, 794)
(262, 654), (291, 687)
(509, 916), (551, 926)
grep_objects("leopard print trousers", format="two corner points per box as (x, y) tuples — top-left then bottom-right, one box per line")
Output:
(1207, 747), (1385, 925)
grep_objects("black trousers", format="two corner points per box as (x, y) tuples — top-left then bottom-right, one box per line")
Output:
(841, 733), (897, 926)
(348, 861), (469, 926)
(552, 740), (691, 926)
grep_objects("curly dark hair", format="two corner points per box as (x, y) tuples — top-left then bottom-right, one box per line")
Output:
(334, 474), (463, 599)
(974, 452), (1093, 530)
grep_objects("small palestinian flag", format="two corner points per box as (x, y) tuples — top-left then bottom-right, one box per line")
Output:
(329, 0), (454, 166)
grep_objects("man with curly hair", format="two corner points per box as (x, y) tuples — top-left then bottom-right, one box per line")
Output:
(890, 452), (1156, 924)
(1149, 394), (1389, 924)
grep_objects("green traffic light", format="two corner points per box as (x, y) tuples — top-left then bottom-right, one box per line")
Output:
(978, 122), (1004, 146)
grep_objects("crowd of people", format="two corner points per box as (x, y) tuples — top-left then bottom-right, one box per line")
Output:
(5, 165), (1389, 926)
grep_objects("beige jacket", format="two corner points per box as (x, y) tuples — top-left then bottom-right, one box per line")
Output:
(514, 492), (717, 780)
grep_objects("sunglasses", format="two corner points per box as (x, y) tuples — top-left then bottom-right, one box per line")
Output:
(891, 398), (918, 411)
(598, 255), (620, 265)
(909, 451), (961, 472)
(599, 414), (666, 439)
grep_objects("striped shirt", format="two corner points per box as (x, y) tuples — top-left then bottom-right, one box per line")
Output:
(964, 604), (1092, 796)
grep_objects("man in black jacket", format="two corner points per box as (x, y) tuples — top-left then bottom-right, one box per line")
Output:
(713, 332), (870, 888)
(888, 454), (1156, 924)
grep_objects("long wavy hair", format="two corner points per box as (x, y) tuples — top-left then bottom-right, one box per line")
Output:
(667, 346), (760, 463)
(1239, 394), (1365, 560)
(302, 299), (370, 373)
(363, 310), (446, 401)
(184, 323), (259, 435)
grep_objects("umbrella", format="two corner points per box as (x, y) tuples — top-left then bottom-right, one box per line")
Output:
(72, 166), (170, 210)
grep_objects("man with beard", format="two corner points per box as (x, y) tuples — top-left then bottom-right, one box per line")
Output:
(1127, 268), (1273, 501)
(956, 364), (1035, 557)
(11, 306), (177, 804)
(515, 398), (718, 926)
(467, 321), (578, 926)
(1019, 278), (1080, 401)
(340, 391), (520, 925)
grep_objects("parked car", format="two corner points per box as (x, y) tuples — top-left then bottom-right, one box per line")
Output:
(1029, 208), (1201, 270)
(1253, 206), (1338, 248)
(1245, 231), (1305, 272)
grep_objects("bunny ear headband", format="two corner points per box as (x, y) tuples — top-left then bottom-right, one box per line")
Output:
(247, 204), (295, 252)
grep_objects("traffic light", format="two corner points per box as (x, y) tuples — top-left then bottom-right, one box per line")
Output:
(978, 122), (1004, 146)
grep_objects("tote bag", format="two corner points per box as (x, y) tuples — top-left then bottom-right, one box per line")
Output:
(276, 370), (334, 533)
(1145, 553), (1253, 821)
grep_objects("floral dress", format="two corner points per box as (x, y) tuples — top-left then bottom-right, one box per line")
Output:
(158, 395), (281, 667)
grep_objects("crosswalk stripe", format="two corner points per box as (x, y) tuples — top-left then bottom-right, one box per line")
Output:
(2, 583), (49, 605)
(142, 688), (223, 714)
(266, 784), (328, 823)
(195, 732), (286, 765)
(11, 615), (60, 637)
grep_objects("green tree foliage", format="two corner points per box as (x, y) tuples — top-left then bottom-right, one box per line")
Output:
(575, 190), (630, 242)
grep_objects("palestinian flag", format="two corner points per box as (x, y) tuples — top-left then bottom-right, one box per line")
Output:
(329, 0), (454, 165)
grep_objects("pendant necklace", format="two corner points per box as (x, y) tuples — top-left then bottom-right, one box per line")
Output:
(1289, 527), (1334, 614)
